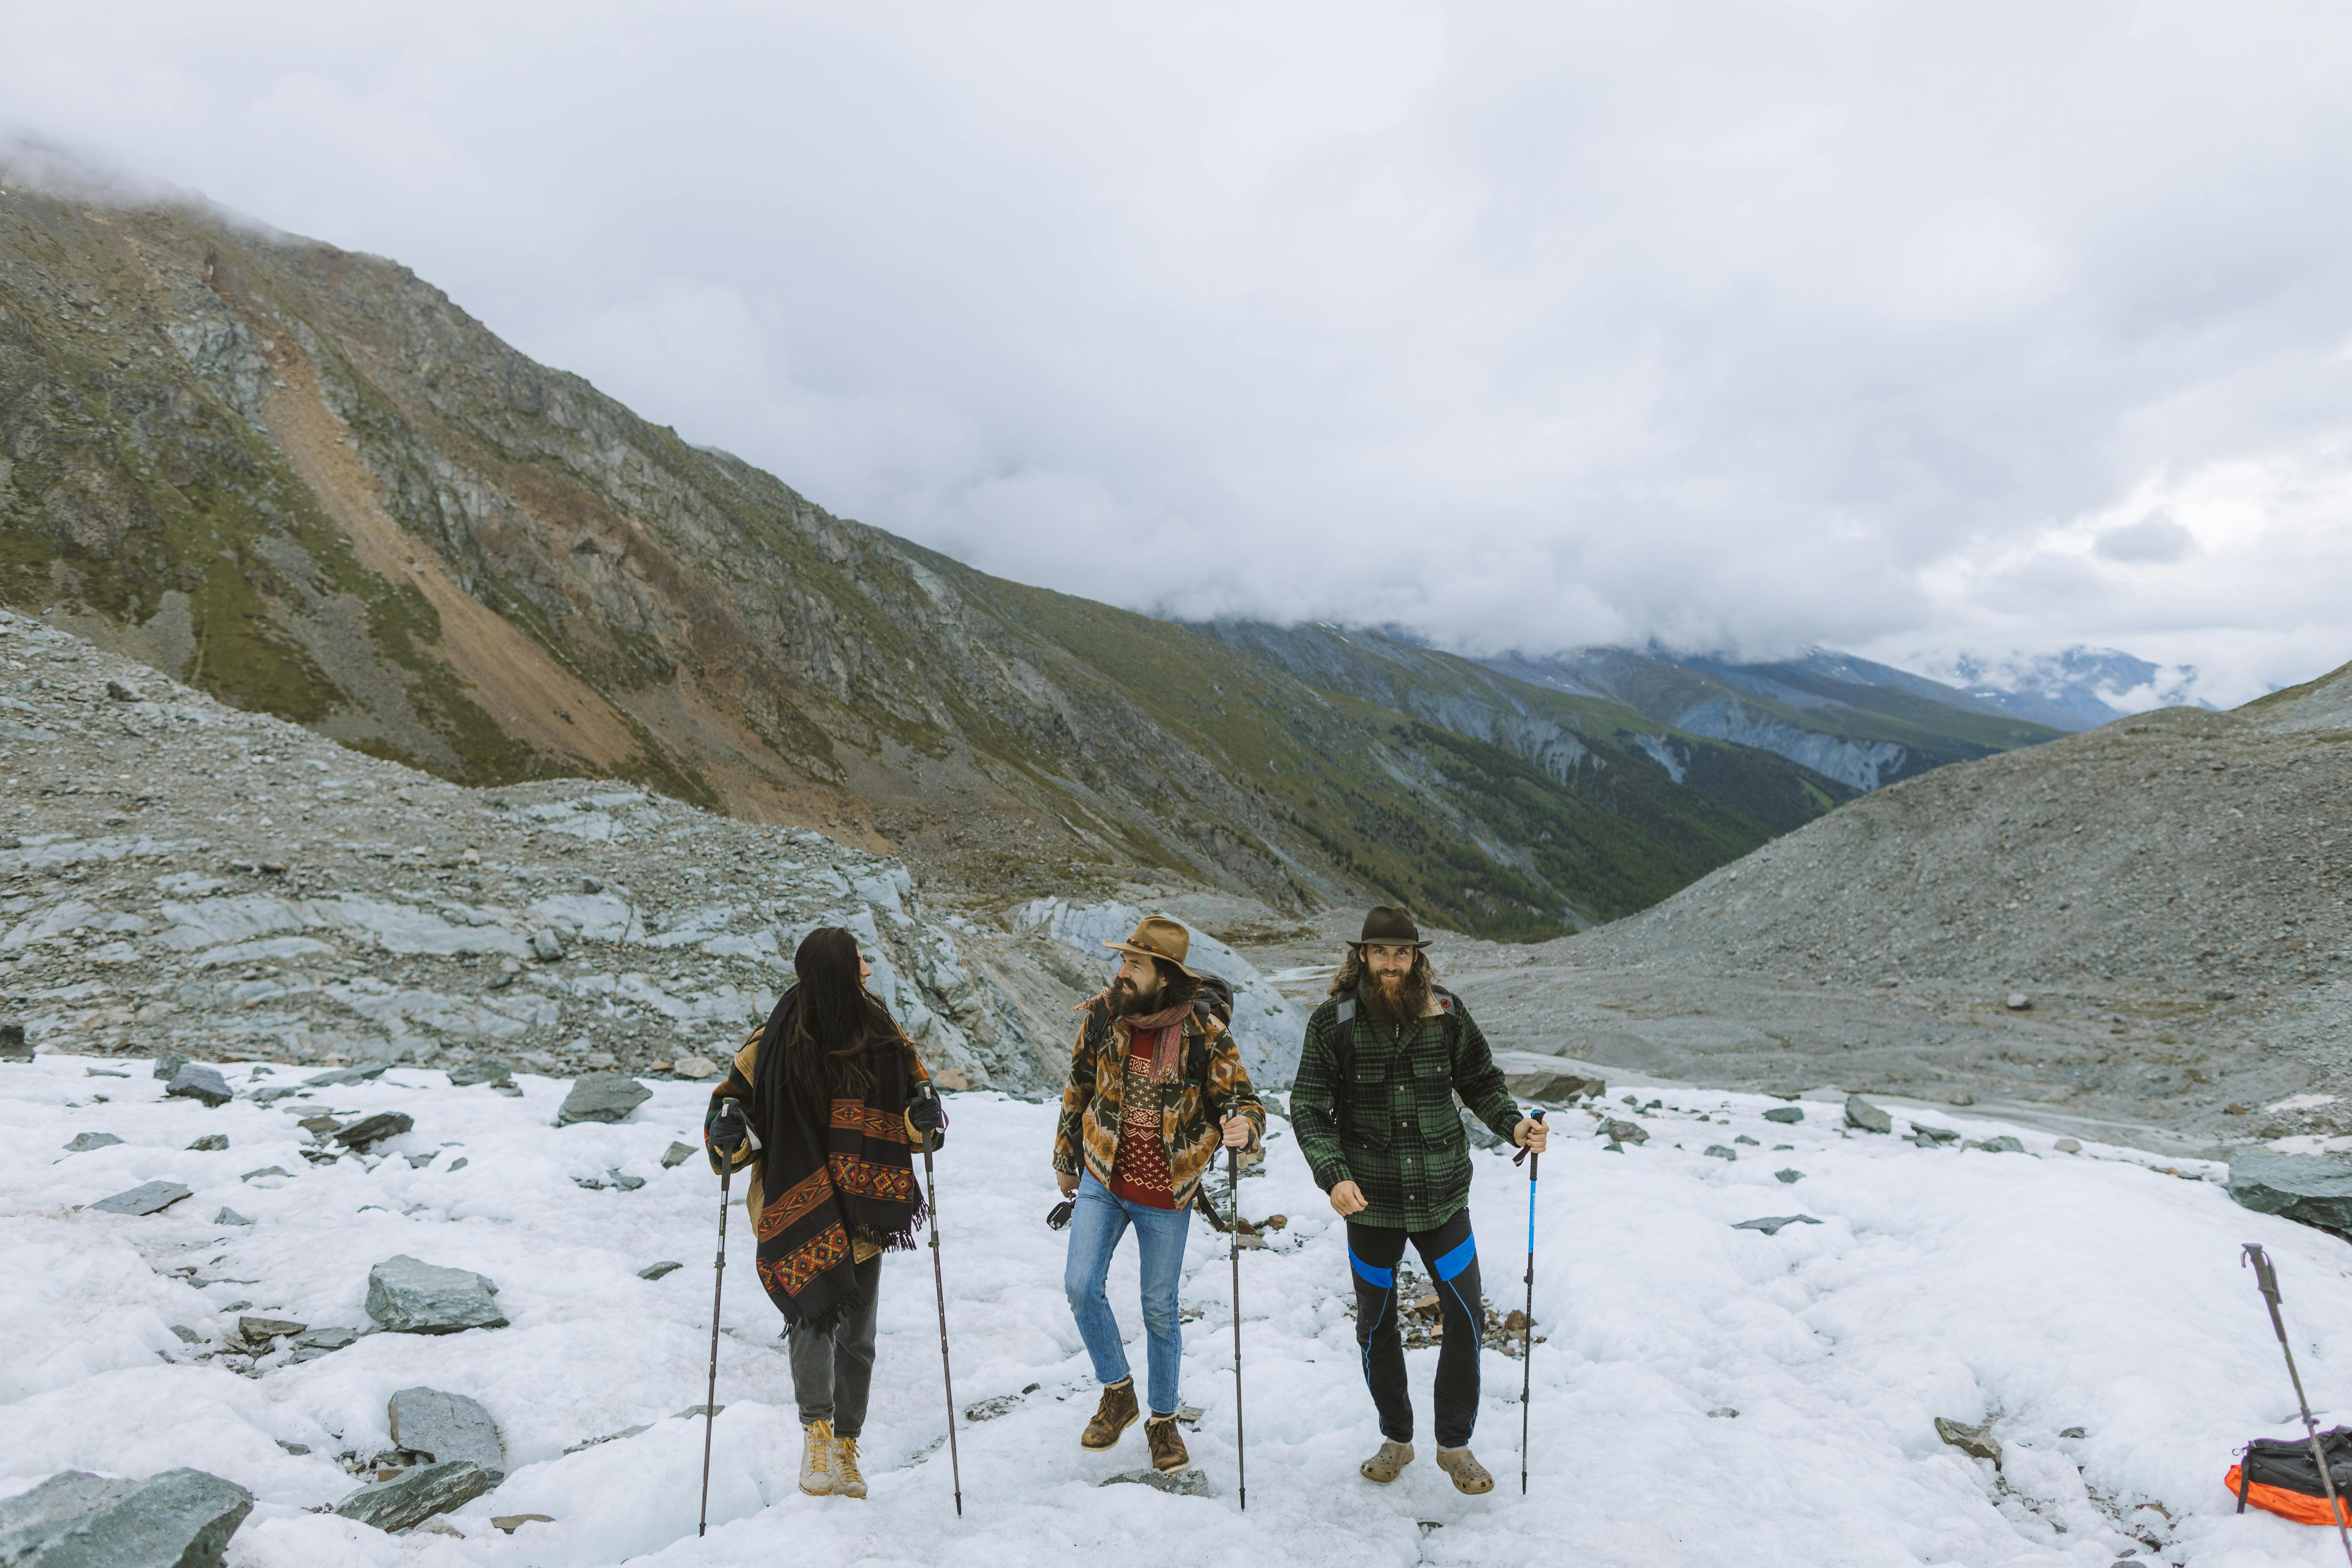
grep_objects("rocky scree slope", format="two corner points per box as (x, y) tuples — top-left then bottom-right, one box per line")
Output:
(0, 175), (1846, 940)
(1420, 668), (2352, 1144)
(0, 607), (1166, 1096)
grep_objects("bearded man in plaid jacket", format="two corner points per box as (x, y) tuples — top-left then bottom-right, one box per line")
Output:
(1289, 905), (1548, 1496)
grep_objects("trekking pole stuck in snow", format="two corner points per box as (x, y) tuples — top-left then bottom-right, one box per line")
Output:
(700, 1097), (759, 1537)
(2242, 1243), (2352, 1563)
(1512, 1109), (1546, 1496)
(698, 1168), (731, 1538)
(1229, 1131), (1248, 1511)
(918, 1095), (963, 1517)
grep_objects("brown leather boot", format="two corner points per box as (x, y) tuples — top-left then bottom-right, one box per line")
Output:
(1081, 1378), (1139, 1450)
(1144, 1413), (1189, 1472)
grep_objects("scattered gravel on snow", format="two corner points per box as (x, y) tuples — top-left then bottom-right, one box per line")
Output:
(6, 1051), (2352, 1566)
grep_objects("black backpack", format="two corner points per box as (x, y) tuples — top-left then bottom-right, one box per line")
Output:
(2238, 1427), (2352, 1507)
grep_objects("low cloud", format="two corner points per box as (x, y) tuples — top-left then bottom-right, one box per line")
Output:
(2093, 514), (2197, 565)
(5, 2), (2351, 696)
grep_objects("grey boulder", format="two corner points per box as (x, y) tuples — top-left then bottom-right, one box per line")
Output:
(186, 1135), (229, 1152)
(334, 1113), (414, 1151)
(1762, 1106), (1804, 1125)
(1101, 1466), (1212, 1496)
(1731, 1214), (1821, 1236)
(333, 1461), (497, 1534)
(1935, 1416), (2002, 1468)
(0, 1467), (253, 1568)
(365, 1256), (507, 1334)
(447, 1059), (513, 1088)
(1493, 1055), (1605, 1103)
(1844, 1094), (1893, 1134)
(0, 1023), (29, 1062)
(556, 1074), (649, 1127)
(304, 1064), (388, 1087)
(2228, 1150), (2352, 1232)
(89, 1181), (192, 1217)
(163, 1065), (233, 1108)
(238, 1316), (306, 1344)
(150, 1053), (189, 1080)
(1597, 1119), (1650, 1145)
(660, 1141), (697, 1168)
(389, 1387), (507, 1479)
(1703, 1145), (1737, 1161)
(286, 1326), (360, 1364)
(63, 1132), (123, 1153)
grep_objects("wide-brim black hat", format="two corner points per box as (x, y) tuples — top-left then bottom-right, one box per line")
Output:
(1351, 904), (1427, 948)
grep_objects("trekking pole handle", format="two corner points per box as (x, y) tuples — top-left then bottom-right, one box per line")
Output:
(716, 1097), (763, 1153)
(1512, 1108), (1547, 1167)
(2245, 1242), (2282, 1305)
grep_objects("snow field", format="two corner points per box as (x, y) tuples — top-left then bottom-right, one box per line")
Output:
(5, 1059), (2352, 1566)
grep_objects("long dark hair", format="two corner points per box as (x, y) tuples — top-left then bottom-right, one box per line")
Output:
(785, 926), (905, 1097)
(1332, 943), (1434, 1022)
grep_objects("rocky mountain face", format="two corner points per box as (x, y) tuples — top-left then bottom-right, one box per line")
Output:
(0, 175), (1854, 941)
(1486, 646), (2063, 792)
(0, 605), (1290, 1096)
(1417, 665), (2351, 1145)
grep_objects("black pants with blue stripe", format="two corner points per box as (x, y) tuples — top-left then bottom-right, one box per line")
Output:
(1348, 1207), (1482, 1448)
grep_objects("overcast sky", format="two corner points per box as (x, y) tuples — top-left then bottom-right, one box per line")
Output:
(8, 2), (2352, 705)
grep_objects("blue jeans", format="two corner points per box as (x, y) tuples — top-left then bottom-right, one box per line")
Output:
(1063, 1171), (1193, 1416)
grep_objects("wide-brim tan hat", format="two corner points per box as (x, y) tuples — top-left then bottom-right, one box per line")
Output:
(1101, 913), (1200, 977)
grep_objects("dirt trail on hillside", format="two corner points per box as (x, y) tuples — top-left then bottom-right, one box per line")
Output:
(257, 341), (643, 772)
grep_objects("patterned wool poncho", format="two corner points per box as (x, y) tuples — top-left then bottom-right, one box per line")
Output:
(706, 987), (928, 1333)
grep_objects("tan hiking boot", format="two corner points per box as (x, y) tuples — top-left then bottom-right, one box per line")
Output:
(1081, 1378), (1139, 1450)
(799, 1419), (835, 1497)
(1144, 1414), (1189, 1472)
(833, 1434), (867, 1499)
(1436, 1444), (1494, 1495)
(1360, 1439), (1414, 1483)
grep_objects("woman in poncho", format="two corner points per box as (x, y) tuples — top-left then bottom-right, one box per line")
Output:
(706, 926), (946, 1499)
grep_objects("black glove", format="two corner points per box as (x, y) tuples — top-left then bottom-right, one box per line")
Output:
(708, 1100), (752, 1160)
(908, 1082), (947, 1149)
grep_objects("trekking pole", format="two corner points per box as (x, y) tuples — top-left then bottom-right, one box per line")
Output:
(1512, 1109), (1546, 1496)
(1228, 1125), (1247, 1511)
(698, 1164), (730, 1537)
(922, 1128), (964, 1517)
(2242, 1244), (2352, 1564)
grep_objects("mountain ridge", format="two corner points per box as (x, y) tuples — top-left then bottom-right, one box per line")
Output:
(0, 172), (1853, 940)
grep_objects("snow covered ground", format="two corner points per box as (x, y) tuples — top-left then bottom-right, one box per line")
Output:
(8, 1056), (2352, 1567)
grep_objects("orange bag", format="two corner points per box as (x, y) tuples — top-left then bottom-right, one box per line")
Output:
(2228, 1462), (2352, 1527)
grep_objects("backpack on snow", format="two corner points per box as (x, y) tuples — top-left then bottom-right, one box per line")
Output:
(2228, 1427), (2352, 1526)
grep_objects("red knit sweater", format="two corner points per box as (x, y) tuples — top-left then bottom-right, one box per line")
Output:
(1108, 1029), (1178, 1208)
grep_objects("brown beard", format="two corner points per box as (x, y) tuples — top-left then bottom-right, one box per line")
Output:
(1363, 965), (1430, 1025)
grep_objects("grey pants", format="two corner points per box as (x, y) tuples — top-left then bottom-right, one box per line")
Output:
(786, 1252), (882, 1439)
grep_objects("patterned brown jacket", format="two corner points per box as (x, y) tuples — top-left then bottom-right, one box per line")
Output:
(1052, 994), (1266, 1209)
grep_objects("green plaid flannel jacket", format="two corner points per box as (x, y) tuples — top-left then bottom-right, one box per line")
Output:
(1289, 986), (1524, 1232)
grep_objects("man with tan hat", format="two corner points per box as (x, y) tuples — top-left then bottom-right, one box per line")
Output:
(1291, 905), (1548, 1495)
(1053, 913), (1264, 1471)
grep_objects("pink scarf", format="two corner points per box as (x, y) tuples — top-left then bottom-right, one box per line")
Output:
(1125, 999), (1192, 1083)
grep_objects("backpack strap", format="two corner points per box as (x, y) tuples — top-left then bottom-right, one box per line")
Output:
(1329, 996), (1356, 1080)
(1184, 1010), (1219, 1093)
(1435, 988), (1461, 1055)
